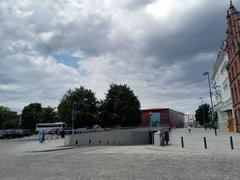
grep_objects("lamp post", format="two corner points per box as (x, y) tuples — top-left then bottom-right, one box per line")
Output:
(148, 111), (153, 144)
(203, 72), (216, 134)
(71, 105), (76, 134)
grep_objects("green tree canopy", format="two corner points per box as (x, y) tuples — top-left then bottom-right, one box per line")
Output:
(58, 86), (98, 128)
(21, 103), (43, 129)
(3, 119), (19, 129)
(100, 84), (141, 127)
(195, 103), (210, 126)
(41, 106), (58, 123)
(0, 106), (10, 129)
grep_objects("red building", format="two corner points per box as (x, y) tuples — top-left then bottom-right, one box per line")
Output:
(226, 1), (240, 132)
(141, 108), (184, 128)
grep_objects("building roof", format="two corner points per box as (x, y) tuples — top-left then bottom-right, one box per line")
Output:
(141, 108), (184, 115)
(141, 108), (170, 112)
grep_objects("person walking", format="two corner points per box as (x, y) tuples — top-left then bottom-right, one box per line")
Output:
(188, 126), (191, 134)
(39, 130), (45, 143)
(42, 131), (45, 143)
(59, 128), (65, 138)
(164, 130), (169, 145)
(38, 131), (43, 143)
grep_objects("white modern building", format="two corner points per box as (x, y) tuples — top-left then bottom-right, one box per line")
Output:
(184, 114), (196, 127)
(212, 41), (234, 132)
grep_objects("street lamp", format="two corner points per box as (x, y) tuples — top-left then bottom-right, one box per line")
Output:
(148, 111), (154, 144)
(203, 72), (217, 134)
(71, 104), (77, 134)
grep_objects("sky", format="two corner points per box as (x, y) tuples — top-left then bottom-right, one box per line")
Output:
(0, 0), (235, 114)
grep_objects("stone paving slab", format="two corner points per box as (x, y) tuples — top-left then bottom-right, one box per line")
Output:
(1, 128), (240, 180)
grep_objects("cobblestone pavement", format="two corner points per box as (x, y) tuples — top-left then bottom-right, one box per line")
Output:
(0, 129), (240, 180)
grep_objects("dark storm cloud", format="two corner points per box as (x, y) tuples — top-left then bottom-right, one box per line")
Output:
(36, 18), (111, 56)
(142, 3), (227, 66)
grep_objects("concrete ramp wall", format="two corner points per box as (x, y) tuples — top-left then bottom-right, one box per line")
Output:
(64, 129), (150, 146)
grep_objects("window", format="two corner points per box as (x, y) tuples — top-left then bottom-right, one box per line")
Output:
(229, 71), (232, 81)
(238, 108), (240, 123)
(238, 79), (240, 97)
(232, 87), (235, 104)
(235, 61), (238, 75)
(235, 110), (238, 122)
(234, 83), (238, 103)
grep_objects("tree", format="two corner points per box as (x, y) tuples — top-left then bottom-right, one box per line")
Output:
(0, 106), (10, 129)
(100, 84), (141, 127)
(21, 103), (43, 129)
(3, 119), (18, 129)
(41, 106), (58, 123)
(195, 104), (210, 126)
(58, 87), (98, 128)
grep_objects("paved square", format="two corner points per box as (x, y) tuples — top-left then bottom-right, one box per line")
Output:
(0, 128), (240, 180)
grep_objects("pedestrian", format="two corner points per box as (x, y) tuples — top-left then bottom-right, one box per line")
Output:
(164, 131), (169, 145)
(42, 131), (45, 143)
(204, 124), (207, 131)
(38, 130), (45, 143)
(188, 126), (191, 134)
(38, 131), (43, 143)
(60, 128), (65, 138)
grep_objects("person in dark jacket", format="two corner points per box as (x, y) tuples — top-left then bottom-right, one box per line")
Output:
(164, 131), (169, 145)
(59, 128), (65, 138)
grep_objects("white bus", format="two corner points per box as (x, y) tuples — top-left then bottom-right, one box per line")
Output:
(36, 122), (66, 133)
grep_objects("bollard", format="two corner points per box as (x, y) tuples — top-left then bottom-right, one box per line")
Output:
(203, 137), (207, 149)
(214, 128), (217, 136)
(181, 136), (184, 148)
(230, 136), (234, 150)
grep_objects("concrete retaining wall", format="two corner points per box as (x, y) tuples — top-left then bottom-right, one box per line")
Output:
(64, 129), (150, 146)
(154, 131), (161, 145)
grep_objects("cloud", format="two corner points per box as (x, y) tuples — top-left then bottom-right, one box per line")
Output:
(0, 0), (232, 114)
(38, 32), (56, 43)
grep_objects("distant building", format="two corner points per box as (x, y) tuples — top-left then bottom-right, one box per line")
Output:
(184, 114), (196, 127)
(7, 111), (21, 125)
(212, 41), (234, 132)
(226, 1), (240, 132)
(141, 108), (184, 128)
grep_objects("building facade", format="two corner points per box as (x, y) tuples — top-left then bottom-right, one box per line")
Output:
(141, 108), (184, 128)
(212, 41), (234, 132)
(184, 114), (196, 127)
(226, 2), (240, 132)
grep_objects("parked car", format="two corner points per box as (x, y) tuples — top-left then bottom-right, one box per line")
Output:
(15, 129), (25, 138)
(0, 130), (7, 139)
(5, 130), (18, 138)
(22, 129), (34, 136)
